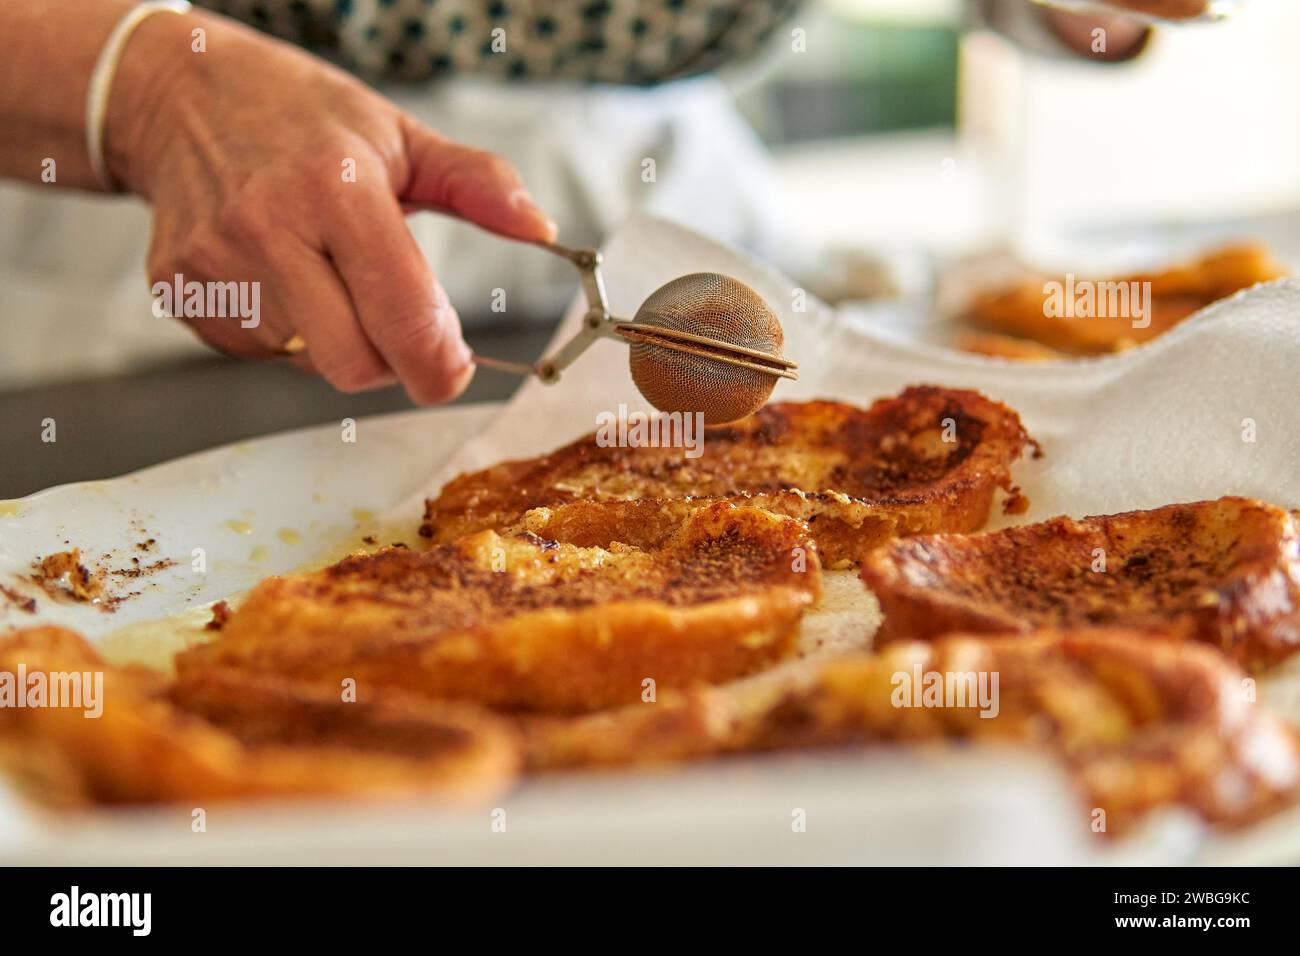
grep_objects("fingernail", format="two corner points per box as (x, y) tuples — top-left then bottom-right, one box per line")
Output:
(456, 338), (474, 367)
(450, 359), (475, 396)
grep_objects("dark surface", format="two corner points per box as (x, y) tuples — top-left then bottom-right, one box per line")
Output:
(0, 323), (554, 499)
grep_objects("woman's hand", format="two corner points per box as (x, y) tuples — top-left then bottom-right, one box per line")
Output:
(104, 10), (555, 404)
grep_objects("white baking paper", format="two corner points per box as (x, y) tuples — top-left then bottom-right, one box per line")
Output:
(3, 214), (1299, 865)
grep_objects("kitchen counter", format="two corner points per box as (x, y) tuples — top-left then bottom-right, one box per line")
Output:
(0, 323), (552, 499)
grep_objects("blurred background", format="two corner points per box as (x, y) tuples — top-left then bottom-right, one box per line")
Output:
(2, 0), (1297, 496)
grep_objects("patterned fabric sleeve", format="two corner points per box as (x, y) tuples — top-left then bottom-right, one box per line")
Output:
(195, 0), (801, 85)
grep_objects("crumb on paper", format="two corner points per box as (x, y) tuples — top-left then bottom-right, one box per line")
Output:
(206, 600), (232, 631)
(28, 545), (172, 612)
(1003, 486), (1030, 516)
(109, 558), (177, 581)
(0, 583), (37, 614)
(33, 549), (105, 603)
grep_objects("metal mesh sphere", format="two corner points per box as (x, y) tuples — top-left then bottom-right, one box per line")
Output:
(627, 272), (783, 425)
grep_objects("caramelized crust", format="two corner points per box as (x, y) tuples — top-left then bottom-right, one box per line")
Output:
(177, 503), (822, 714)
(523, 630), (1300, 833)
(421, 388), (1036, 567)
(0, 628), (518, 806)
(862, 497), (1300, 671)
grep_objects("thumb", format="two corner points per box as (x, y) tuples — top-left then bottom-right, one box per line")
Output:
(399, 118), (557, 243)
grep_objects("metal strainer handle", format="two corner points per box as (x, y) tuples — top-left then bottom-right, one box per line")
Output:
(471, 239), (624, 384)
(472, 239), (797, 388)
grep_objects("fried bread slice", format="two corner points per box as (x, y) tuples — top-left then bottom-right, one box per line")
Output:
(0, 628), (518, 806)
(420, 387), (1036, 568)
(964, 242), (1287, 356)
(956, 331), (1066, 363)
(861, 497), (1300, 671)
(177, 502), (821, 714)
(523, 629), (1300, 832)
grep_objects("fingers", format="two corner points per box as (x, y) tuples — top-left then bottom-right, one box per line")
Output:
(145, 120), (532, 404)
(324, 188), (475, 405)
(399, 117), (557, 244)
(147, 245), (291, 360)
(150, 233), (398, 393)
(149, 201), (469, 403)
(269, 242), (396, 393)
(171, 309), (283, 361)
(1046, 11), (1150, 61)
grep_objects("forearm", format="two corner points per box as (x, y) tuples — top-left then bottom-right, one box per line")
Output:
(0, 0), (132, 188)
(0, 0), (200, 191)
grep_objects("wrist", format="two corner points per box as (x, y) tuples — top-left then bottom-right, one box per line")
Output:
(101, 7), (211, 196)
